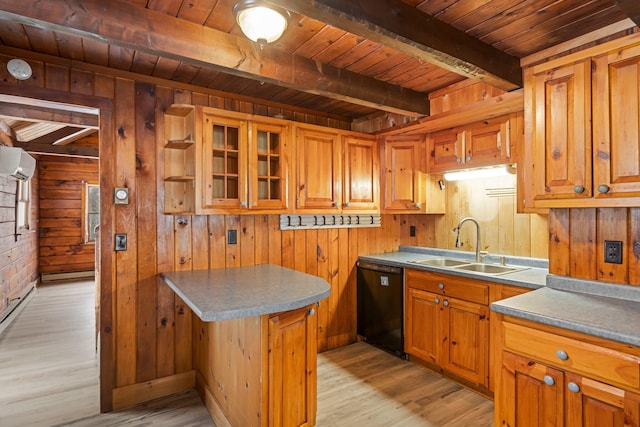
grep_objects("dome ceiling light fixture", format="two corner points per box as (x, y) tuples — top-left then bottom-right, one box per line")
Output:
(7, 58), (32, 80)
(233, 0), (290, 48)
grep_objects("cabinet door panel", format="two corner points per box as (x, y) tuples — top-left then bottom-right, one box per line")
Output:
(343, 136), (379, 211)
(497, 352), (563, 427)
(565, 373), (640, 427)
(405, 287), (440, 364)
(384, 138), (424, 210)
(593, 45), (640, 198)
(465, 118), (510, 167)
(249, 121), (289, 210)
(441, 297), (489, 386)
(297, 128), (341, 210)
(268, 306), (317, 427)
(532, 60), (592, 200)
(427, 129), (463, 172)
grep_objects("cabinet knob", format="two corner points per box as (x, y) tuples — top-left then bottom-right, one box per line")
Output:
(434, 297), (440, 304)
(556, 349), (569, 361)
(240, 200), (247, 207)
(598, 184), (610, 193)
(456, 157), (462, 163)
(573, 185), (585, 194)
(443, 300), (449, 307)
(308, 308), (315, 316)
(413, 202), (420, 209)
(344, 202), (351, 207)
(332, 201), (339, 207)
(567, 382), (580, 393)
(438, 283), (444, 290)
(543, 375), (555, 386)
(466, 155), (472, 162)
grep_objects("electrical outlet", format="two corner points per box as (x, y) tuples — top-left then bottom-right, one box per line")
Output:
(410, 225), (416, 237)
(604, 240), (622, 264)
(227, 229), (237, 245)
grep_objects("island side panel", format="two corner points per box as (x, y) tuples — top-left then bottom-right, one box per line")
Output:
(195, 315), (264, 426)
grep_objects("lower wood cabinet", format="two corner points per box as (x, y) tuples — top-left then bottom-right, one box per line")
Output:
(268, 305), (318, 427)
(405, 269), (490, 388)
(495, 317), (640, 427)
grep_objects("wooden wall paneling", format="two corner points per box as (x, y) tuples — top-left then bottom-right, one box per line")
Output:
(44, 63), (70, 91)
(569, 209), (597, 280)
(254, 214), (269, 265)
(281, 228), (295, 269)
(530, 214), (549, 259)
(114, 77), (139, 388)
(597, 208), (628, 284)
(294, 229), (306, 272)
(70, 69), (95, 95)
(347, 228), (359, 342)
(306, 229), (326, 352)
(497, 175), (516, 255)
(240, 215), (256, 266)
(208, 215), (226, 269)
(512, 213), (532, 257)
(134, 81), (158, 383)
(333, 227), (351, 347)
(155, 85), (177, 380)
(192, 216), (209, 270)
(225, 215), (241, 268)
(548, 209), (571, 276)
(317, 228), (332, 352)
(268, 215), (282, 266)
(630, 209), (640, 285)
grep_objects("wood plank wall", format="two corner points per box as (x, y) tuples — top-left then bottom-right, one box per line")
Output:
(0, 172), (39, 318)
(38, 156), (99, 276)
(549, 208), (640, 285)
(434, 174), (548, 259)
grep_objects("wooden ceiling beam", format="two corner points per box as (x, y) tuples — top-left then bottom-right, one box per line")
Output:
(0, 102), (99, 128)
(14, 141), (99, 159)
(614, 1), (640, 27)
(0, 0), (429, 116)
(28, 127), (83, 145)
(268, 0), (523, 91)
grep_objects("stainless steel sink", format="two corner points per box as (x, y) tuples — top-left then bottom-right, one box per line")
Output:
(453, 263), (527, 275)
(410, 258), (470, 267)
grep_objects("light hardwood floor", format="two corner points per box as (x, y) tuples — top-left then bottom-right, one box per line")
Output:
(0, 281), (493, 426)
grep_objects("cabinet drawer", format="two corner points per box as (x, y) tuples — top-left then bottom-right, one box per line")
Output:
(503, 321), (640, 390)
(405, 269), (489, 305)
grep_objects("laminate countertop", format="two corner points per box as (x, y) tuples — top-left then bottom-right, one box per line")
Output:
(160, 265), (330, 322)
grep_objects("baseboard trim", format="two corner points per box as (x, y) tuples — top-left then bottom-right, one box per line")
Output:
(112, 370), (196, 411)
(41, 270), (95, 283)
(0, 281), (37, 336)
(196, 371), (232, 427)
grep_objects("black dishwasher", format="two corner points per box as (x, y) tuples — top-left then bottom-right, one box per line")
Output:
(356, 261), (405, 358)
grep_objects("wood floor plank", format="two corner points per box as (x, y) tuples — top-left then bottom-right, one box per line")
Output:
(0, 281), (493, 426)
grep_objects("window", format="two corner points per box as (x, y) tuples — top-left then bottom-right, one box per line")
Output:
(83, 183), (100, 243)
(16, 179), (32, 234)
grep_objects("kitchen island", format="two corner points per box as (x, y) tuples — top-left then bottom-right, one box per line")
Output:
(160, 265), (330, 427)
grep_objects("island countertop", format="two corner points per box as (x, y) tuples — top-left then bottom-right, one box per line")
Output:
(160, 264), (331, 322)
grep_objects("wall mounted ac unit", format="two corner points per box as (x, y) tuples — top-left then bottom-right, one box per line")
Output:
(0, 145), (36, 180)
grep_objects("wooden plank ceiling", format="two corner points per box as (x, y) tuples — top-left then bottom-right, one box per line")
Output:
(0, 0), (634, 125)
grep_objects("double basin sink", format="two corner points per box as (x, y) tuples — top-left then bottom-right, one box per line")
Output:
(409, 257), (527, 275)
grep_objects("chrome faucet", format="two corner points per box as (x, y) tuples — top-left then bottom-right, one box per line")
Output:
(454, 217), (483, 262)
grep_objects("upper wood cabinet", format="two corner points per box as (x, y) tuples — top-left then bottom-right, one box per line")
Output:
(521, 35), (640, 208)
(295, 126), (380, 213)
(427, 115), (515, 173)
(295, 127), (342, 211)
(382, 136), (445, 213)
(163, 106), (290, 214)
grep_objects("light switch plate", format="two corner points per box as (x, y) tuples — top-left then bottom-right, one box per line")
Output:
(115, 234), (127, 251)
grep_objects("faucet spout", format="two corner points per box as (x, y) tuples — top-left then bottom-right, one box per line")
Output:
(455, 217), (482, 262)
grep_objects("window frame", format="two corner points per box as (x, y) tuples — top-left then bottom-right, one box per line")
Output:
(82, 181), (100, 244)
(15, 178), (32, 235)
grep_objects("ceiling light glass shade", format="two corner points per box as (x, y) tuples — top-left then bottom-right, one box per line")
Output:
(233, 0), (290, 44)
(443, 165), (512, 181)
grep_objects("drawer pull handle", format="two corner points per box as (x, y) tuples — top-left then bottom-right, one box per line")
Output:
(308, 308), (315, 316)
(556, 349), (568, 361)
(568, 382), (580, 393)
(438, 283), (444, 290)
(434, 298), (440, 304)
(443, 300), (449, 307)
(543, 375), (555, 386)
(573, 185), (585, 194)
